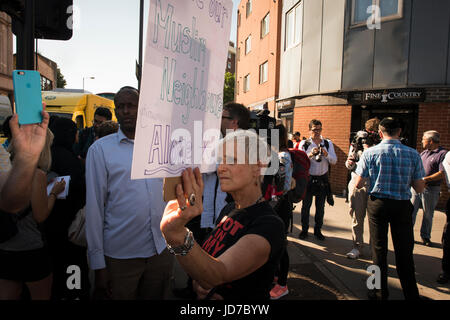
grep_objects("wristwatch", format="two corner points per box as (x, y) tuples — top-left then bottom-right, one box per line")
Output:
(166, 229), (194, 256)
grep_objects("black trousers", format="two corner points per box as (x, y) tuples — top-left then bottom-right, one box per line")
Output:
(300, 175), (328, 232)
(442, 198), (450, 274)
(367, 196), (420, 300)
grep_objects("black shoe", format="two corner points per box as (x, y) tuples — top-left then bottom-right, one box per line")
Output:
(422, 238), (432, 246)
(437, 273), (449, 284)
(314, 230), (325, 241)
(298, 230), (308, 239)
(172, 287), (196, 299)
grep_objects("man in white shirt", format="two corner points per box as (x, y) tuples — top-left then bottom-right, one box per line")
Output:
(298, 120), (337, 240)
(86, 87), (172, 300)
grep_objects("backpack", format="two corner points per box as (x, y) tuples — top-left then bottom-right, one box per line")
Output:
(287, 148), (310, 203)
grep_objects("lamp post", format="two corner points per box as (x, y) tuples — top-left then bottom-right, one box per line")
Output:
(83, 76), (95, 91)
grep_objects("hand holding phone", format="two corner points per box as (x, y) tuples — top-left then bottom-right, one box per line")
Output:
(12, 70), (43, 125)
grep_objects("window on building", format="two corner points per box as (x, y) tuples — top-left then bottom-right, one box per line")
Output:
(238, 10), (241, 27)
(40, 76), (53, 91)
(245, 35), (252, 55)
(228, 61), (232, 70)
(246, 0), (252, 18)
(259, 61), (268, 84)
(244, 74), (250, 93)
(352, 0), (403, 26)
(261, 13), (270, 38)
(285, 2), (303, 50)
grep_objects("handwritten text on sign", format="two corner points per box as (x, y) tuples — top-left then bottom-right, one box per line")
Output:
(132, 0), (232, 179)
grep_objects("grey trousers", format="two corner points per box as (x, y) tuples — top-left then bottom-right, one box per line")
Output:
(105, 249), (174, 300)
(411, 186), (441, 240)
(348, 177), (368, 248)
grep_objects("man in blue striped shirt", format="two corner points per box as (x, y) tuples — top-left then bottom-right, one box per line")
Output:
(355, 117), (425, 300)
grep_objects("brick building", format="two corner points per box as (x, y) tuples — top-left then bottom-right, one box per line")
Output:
(235, 0), (282, 117)
(276, 0), (450, 207)
(0, 12), (13, 104)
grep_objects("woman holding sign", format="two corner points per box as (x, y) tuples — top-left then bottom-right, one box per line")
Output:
(161, 130), (285, 300)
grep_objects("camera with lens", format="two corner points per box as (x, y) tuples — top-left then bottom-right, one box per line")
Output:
(351, 130), (380, 154)
(313, 145), (323, 162)
(249, 109), (276, 145)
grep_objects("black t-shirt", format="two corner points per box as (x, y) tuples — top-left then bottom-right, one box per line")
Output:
(201, 201), (285, 300)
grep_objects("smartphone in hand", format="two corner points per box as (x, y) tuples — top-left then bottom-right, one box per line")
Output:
(12, 70), (43, 125)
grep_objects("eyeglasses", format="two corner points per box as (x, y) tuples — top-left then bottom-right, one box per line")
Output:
(222, 116), (234, 120)
(311, 128), (322, 132)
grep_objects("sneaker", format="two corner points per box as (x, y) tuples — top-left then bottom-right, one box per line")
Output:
(270, 284), (289, 300)
(314, 230), (325, 241)
(346, 248), (360, 259)
(298, 230), (308, 239)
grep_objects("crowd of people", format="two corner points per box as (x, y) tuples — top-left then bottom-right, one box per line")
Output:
(0, 86), (449, 301)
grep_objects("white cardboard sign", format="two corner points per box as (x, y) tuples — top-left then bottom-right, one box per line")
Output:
(132, 0), (233, 179)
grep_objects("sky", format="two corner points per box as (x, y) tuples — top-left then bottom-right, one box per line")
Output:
(14, 0), (240, 94)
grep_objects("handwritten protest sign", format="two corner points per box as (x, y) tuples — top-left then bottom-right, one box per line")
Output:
(131, 0), (233, 179)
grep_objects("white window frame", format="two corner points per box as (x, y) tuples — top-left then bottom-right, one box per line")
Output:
(285, 1), (303, 51)
(244, 74), (250, 93)
(245, 35), (252, 55)
(351, 0), (403, 28)
(261, 12), (270, 38)
(259, 61), (268, 84)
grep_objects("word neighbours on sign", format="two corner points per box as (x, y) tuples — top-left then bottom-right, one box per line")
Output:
(132, 0), (233, 179)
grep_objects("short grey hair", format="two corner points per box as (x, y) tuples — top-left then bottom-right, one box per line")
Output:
(423, 130), (440, 143)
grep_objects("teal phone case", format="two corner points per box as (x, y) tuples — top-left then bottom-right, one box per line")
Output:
(12, 70), (43, 125)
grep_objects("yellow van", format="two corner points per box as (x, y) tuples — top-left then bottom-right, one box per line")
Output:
(42, 91), (116, 129)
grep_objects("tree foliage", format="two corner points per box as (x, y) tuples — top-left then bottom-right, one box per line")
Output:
(223, 72), (235, 104)
(56, 67), (67, 88)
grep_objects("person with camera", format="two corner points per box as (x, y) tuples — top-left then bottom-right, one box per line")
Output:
(298, 120), (337, 241)
(345, 118), (380, 259)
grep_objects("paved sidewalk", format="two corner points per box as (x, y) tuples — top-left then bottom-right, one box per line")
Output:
(287, 195), (450, 300)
